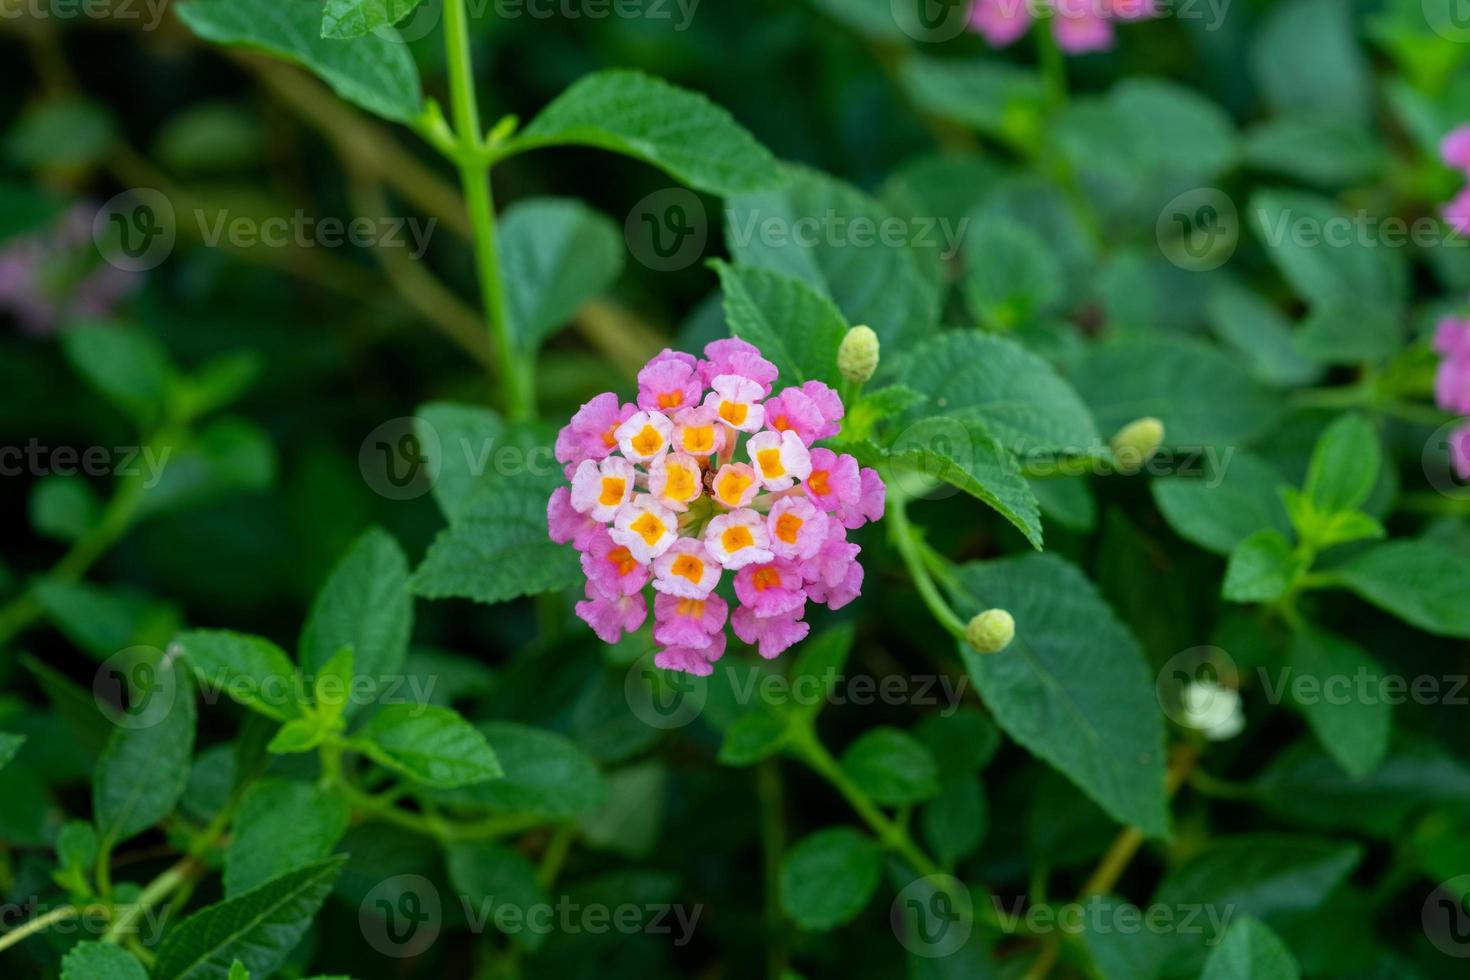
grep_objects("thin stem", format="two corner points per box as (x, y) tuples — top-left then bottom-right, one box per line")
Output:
(537, 824), (576, 889)
(104, 856), (203, 943)
(441, 0), (532, 420)
(757, 759), (788, 980)
(888, 496), (969, 641)
(0, 904), (96, 953)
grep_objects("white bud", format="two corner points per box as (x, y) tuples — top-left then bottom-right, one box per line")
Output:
(837, 325), (880, 386)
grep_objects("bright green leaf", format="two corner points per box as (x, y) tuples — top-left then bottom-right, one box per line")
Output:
(224, 779), (349, 898)
(174, 629), (303, 721)
(713, 261), (848, 388)
(358, 704), (502, 788)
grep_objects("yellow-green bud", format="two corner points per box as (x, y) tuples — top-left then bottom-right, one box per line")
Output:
(1110, 417), (1165, 474)
(838, 325), (880, 386)
(965, 608), (1015, 654)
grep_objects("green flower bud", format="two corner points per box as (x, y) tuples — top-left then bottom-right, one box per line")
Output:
(965, 608), (1015, 654)
(1110, 417), (1165, 474)
(838, 325), (880, 386)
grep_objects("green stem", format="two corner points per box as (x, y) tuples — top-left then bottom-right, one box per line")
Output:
(0, 904), (98, 953)
(1036, 28), (1067, 110)
(104, 856), (201, 943)
(441, 0), (532, 421)
(757, 759), (788, 980)
(537, 824), (576, 889)
(888, 496), (968, 641)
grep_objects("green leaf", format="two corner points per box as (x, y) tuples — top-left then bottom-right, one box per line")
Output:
(961, 219), (1062, 329)
(61, 322), (172, 424)
(713, 261), (848, 388)
(577, 761), (666, 858)
(718, 711), (792, 767)
(920, 777), (986, 866)
(358, 704), (502, 788)
(135, 418), (277, 519)
(948, 553), (1169, 836)
(1106, 78), (1239, 180)
(446, 842), (550, 951)
(899, 56), (1045, 147)
(5, 98), (114, 170)
(1244, 116), (1383, 188)
(224, 780), (349, 898)
(839, 727), (941, 806)
(1223, 530), (1301, 603)
(1068, 335), (1283, 447)
(321, 0), (422, 38)
(1296, 302), (1403, 364)
(433, 720), (605, 818)
(863, 416), (1044, 550)
(1151, 453), (1292, 557)
(1201, 917), (1301, 980)
(94, 656), (195, 847)
(33, 580), (175, 660)
(411, 480), (580, 605)
(174, 630), (304, 721)
(505, 70), (777, 195)
(1249, 189), (1406, 309)
(298, 526), (412, 714)
(1250, 0), (1371, 125)
(267, 719), (326, 755)
(176, 0), (422, 122)
(228, 963), (249, 980)
(55, 820), (98, 872)
(153, 856), (347, 980)
(312, 646), (355, 724)
(1205, 281), (1320, 387)
(29, 475), (100, 542)
(0, 732), (24, 771)
(501, 198), (624, 353)
(1334, 539), (1470, 637)
(61, 943), (149, 980)
(726, 166), (942, 355)
(899, 332), (1100, 456)
(784, 625), (855, 725)
(779, 827), (883, 931)
(1303, 414), (1380, 515)
(414, 401), (505, 522)
(913, 708), (1000, 778)
(1289, 627), (1391, 780)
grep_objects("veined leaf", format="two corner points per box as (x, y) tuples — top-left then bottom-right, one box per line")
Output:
(1289, 626), (1391, 779)
(1201, 917), (1301, 980)
(504, 70), (778, 195)
(177, 0), (422, 123)
(501, 197), (624, 353)
(713, 260), (848, 388)
(358, 704), (502, 788)
(174, 629), (303, 721)
(94, 655), (195, 847)
(61, 943), (149, 980)
(1334, 539), (1470, 638)
(224, 780), (349, 898)
(153, 856), (347, 980)
(779, 827), (882, 931)
(321, 0), (422, 38)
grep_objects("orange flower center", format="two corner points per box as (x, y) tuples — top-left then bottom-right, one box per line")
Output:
(772, 414), (791, 432)
(656, 390), (684, 410)
(720, 525), (754, 553)
(676, 597), (706, 618)
(774, 512), (803, 545)
(808, 469), (830, 496)
(671, 554), (705, 583)
(607, 546), (638, 577)
(601, 424), (619, 449)
(752, 566), (782, 591)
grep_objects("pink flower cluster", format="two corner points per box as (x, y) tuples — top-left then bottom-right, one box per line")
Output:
(1433, 312), (1470, 480)
(1442, 126), (1470, 236)
(968, 0), (1155, 55)
(547, 340), (885, 676)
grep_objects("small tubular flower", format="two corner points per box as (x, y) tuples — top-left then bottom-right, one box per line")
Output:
(547, 341), (883, 675)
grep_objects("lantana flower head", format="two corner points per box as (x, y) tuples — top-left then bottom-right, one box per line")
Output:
(968, 0), (1157, 55)
(549, 339), (885, 675)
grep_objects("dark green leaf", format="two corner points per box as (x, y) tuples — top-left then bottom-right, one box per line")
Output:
(713, 261), (848, 388)
(779, 827), (882, 931)
(358, 704), (502, 788)
(1289, 627), (1391, 779)
(94, 656), (195, 847)
(501, 198), (624, 353)
(1334, 540), (1470, 637)
(224, 780), (349, 898)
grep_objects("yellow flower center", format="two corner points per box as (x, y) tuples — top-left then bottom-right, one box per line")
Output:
(756, 447), (784, 478)
(663, 464), (698, 503)
(682, 425), (715, 454)
(676, 597), (706, 618)
(718, 401), (748, 426)
(598, 477), (627, 507)
(630, 511), (667, 546)
(715, 469), (754, 505)
(631, 424), (664, 457)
